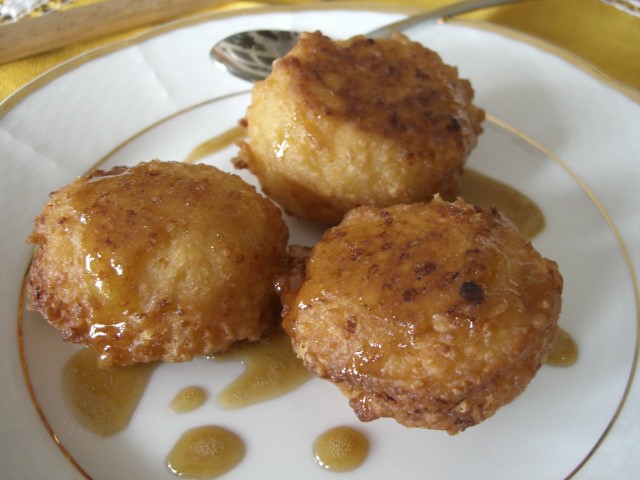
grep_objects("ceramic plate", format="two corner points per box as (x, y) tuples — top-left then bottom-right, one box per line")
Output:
(1, 4), (639, 479)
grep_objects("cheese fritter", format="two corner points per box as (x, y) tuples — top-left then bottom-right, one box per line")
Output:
(234, 31), (485, 224)
(281, 197), (562, 434)
(27, 160), (288, 368)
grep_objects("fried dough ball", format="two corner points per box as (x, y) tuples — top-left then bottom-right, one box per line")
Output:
(281, 197), (562, 434)
(27, 160), (288, 368)
(233, 31), (485, 224)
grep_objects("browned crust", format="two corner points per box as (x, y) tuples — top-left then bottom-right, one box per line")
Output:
(233, 31), (485, 224)
(282, 196), (562, 433)
(27, 160), (289, 367)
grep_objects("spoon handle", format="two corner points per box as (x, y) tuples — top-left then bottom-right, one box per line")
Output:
(367, 0), (528, 38)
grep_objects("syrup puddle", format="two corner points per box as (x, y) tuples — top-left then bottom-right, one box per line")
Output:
(209, 329), (312, 409)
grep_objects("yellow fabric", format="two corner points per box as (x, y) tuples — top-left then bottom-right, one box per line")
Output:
(471, 0), (640, 91)
(0, 0), (638, 102)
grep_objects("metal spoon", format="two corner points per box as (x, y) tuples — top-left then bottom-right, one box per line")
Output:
(210, 0), (522, 82)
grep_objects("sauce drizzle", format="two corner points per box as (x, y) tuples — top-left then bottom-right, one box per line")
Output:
(62, 348), (156, 436)
(313, 426), (370, 472)
(459, 169), (545, 238)
(211, 329), (312, 409)
(169, 386), (207, 413)
(185, 126), (245, 164)
(167, 425), (245, 478)
(546, 328), (578, 367)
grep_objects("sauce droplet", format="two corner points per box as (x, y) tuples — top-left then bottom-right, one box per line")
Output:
(185, 126), (245, 164)
(167, 425), (245, 479)
(459, 169), (545, 238)
(313, 426), (369, 472)
(546, 328), (578, 366)
(169, 386), (207, 413)
(211, 329), (312, 408)
(62, 348), (156, 436)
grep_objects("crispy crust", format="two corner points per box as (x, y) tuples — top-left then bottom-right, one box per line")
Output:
(234, 31), (485, 224)
(27, 160), (288, 367)
(281, 197), (562, 433)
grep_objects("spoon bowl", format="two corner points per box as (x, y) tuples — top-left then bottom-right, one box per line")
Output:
(211, 29), (300, 82)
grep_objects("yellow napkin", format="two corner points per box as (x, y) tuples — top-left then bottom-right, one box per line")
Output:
(0, 0), (638, 102)
(473, 0), (639, 93)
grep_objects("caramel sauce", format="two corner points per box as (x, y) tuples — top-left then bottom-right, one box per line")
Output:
(546, 328), (578, 366)
(54, 130), (552, 475)
(459, 169), (545, 238)
(313, 426), (369, 472)
(69, 164), (193, 367)
(169, 386), (207, 413)
(185, 126), (245, 164)
(62, 348), (156, 436)
(210, 329), (312, 408)
(167, 425), (245, 478)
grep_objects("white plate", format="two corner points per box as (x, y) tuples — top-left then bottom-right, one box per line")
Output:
(1, 4), (639, 480)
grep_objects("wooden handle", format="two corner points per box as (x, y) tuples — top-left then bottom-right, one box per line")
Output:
(0, 0), (229, 64)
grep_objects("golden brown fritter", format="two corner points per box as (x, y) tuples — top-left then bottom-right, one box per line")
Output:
(281, 197), (562, 434)
(234, 31), (485, 224)
(27, 160), (289, 368)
